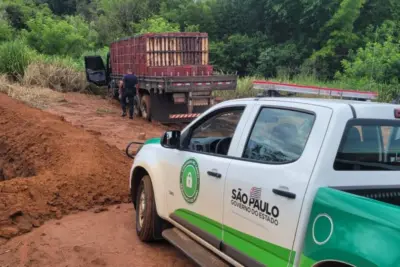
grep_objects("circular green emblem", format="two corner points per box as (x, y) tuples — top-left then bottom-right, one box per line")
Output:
(180, 158), (200, 204)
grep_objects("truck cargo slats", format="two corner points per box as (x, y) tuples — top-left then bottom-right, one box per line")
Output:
(111, 33), (211, 76)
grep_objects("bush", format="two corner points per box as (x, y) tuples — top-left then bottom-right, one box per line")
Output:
(0, 40), (33, 78)
(0, 18), (13, 41)
(215, 76), (261, 99)
(23, 61), (87, 92)
(133, 15), (180, 34)
(24, 14), (96, 57)
(338, 38), (400, 84)
(210, 34), (268, 76)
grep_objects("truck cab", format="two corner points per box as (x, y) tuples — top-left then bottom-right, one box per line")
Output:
(129, 97), (400, 267)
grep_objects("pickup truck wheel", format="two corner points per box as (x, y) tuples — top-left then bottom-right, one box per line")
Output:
(135, 175), (161, 242)
(140, 95), (151, 121)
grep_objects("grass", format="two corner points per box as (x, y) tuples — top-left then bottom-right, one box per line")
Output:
(23, 61), (88, 92)
(0, 40), (89, 93)
(0, 75), (65, 108)
(0, 40), (34, 79)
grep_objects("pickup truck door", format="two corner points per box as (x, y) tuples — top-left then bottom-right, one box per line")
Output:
(222, 102), (332, 267)
(165, 104), (255, 249)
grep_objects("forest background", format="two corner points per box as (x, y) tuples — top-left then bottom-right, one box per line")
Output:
(1, 0), (399, 101)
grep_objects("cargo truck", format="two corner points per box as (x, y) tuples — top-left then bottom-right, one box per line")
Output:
(84, 32), (237, 123)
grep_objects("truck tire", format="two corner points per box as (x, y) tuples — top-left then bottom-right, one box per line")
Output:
(135, 175), (162, 242)
(134, 95), (141, 117)
(140, 95), (151, 121)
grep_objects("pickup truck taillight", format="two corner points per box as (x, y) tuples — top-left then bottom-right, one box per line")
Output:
(395, 109), (400, 118)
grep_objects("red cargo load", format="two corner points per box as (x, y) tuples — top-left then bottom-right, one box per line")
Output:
(110, 32), (211, 77)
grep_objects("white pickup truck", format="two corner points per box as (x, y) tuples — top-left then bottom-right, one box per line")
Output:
(128, 97), (400, 267)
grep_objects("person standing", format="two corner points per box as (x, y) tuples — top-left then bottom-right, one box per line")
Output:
(119, 68), (138, 119)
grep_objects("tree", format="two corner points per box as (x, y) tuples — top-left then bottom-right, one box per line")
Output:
(134, 16), (179, 34)
(210, 34), (268, 76)
(257, 42), (305, 78)
(92, 0), (153, 45)
(0, 0), (52, 30)
(309, 0), (366, 78)
(34, 0), (78, 15)
(0, 16), (13, 42)
(24, 14), (96, 57)
(160, 0), (216, 37)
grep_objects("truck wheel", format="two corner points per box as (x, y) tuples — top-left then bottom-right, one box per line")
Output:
(134, 95), (141, 117)
(107, 83), (114, 100)
(140, 95), (151, 121)
(135, 175), (162, 242)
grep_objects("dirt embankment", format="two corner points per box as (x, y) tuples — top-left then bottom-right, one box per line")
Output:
(0, 94), (132, 238)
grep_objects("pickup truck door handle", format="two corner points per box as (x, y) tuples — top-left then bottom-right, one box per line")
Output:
(207, 171), (221, 178)
(272, 189), (296, 199)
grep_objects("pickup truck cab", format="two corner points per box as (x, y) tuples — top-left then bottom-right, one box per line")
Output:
(129, 97), (400, 267)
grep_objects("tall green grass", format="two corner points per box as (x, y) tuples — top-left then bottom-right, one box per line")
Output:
(0, 39), (88, 92)
(0, 40), (34, 79)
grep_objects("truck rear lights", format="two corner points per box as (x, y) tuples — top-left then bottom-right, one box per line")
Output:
(395, 109), (400, 118)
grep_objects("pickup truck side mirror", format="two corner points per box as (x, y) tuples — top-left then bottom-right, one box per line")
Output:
(161, 130), (181, 149)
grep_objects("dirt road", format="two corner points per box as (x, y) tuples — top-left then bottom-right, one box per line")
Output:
(47, 93), (179, 150)
(0, 93), (192, 266)
(0, 204), (192, 267)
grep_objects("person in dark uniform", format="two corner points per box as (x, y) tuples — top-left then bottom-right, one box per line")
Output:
(119, 68), (138, 119)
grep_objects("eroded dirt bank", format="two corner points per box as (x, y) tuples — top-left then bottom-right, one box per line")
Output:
(0, 94), (132, 238)
(0, 93), (193, 267)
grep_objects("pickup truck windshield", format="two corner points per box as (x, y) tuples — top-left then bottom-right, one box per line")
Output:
(334, 119), (400, 171)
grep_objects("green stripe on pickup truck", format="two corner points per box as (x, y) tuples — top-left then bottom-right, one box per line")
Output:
(144, 137), (161, 145)
(300, 187), (400, 267)
(173, 209), (294, 267)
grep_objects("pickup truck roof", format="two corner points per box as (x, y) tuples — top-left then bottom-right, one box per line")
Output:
(229, 97), (393, 106)
(226, 97), (399, 119)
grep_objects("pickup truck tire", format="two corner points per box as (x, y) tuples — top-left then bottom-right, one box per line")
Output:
(140, 95), (151, 121)
(135, 175), (161, 242)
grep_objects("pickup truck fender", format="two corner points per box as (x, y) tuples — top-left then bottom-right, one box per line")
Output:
(129, 138), (168, 219)
(299, 187), (400, 267)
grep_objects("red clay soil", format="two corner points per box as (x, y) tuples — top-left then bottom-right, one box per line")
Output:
(46, 93), (181, 151)
(0, 94), (133, 238)
(0, 204), (193, 267)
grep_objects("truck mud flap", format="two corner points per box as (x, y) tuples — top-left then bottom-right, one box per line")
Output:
(162, 228), (231, 267)
(150, 93), (209, 123)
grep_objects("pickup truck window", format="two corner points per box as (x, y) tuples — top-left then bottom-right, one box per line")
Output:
(334, 120), (400, 171)
(243, 107), (315, 164)
(186, 108), (244, 155)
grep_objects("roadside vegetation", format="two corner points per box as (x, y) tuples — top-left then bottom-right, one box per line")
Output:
(0, 0), (399, 102)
